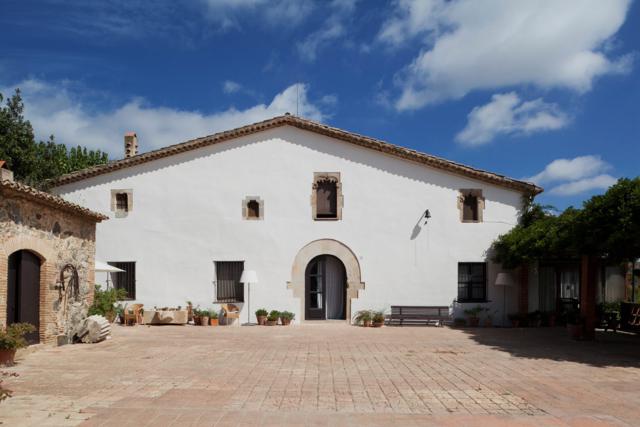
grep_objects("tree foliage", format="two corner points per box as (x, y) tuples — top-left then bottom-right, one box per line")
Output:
(0, 89), (108, 188)
(493, 178), (640, 268)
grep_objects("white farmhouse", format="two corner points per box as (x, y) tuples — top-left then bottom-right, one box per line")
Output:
(51, 115), (542, 324)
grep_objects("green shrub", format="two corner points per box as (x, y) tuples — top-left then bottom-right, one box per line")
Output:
(280, 311), (295, 320)
(255, 308), (268, 317)
(88, 285), (127, 317)
(353, 310), (372, 324)
(372, 311), (385, 323)
(0, 323), (36, 350)
(267, 310), (280, 321)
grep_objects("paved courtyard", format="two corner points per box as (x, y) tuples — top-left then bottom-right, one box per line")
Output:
(1, 323), (639, 426)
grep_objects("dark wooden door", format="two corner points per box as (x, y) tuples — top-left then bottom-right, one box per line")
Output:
(305, 256), (326, 320)
(7, 251), (40, 344)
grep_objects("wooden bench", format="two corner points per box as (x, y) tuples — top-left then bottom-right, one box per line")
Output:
(388, 306), (450, 327)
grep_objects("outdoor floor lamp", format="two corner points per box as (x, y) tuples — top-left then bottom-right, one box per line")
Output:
(495, 272), (514, 327)
(240, 270), (258, 326)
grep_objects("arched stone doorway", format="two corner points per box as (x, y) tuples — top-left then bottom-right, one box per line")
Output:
(288, 239), (364, 323)
(305, 255), (346, 320)
(7, 250), (42, 344)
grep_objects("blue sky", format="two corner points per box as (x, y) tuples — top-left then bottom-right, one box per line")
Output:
(1, 0), (638, 209)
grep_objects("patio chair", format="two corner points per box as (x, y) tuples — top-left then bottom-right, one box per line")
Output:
(123, 303), (144, 326)
(221, 304), (240, 326)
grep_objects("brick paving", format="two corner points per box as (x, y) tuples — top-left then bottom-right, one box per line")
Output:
(1, 323), (639, 426)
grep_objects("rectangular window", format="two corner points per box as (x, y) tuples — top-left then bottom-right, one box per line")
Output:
(215, 261), (244, 303)
(316, 181), (337, 218)
(457, 262), (486, 302)
(109, 261), (136, 300)
(115, 193), (129, 212)
(463, 195), (478, 221)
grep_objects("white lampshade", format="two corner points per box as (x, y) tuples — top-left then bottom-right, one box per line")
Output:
(240, 270), (258, 284)
(495, 272), (513, 287)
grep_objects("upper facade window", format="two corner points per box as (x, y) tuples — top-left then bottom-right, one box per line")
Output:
(312, 173), (343, 220)
(111, 189), (133, 218)
(458, 189), (484, 222)
(242, 196), (264, 220)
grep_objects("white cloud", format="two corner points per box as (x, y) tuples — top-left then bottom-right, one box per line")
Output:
(456, 92), (569, 145)
(549, 174), (618, 196)
(526, 155), (611, 185)
(296, 0), (358, 62)
(379, 0), (633, 110)
(525, 155), (617, 196)
(202, 0), (314, 31)
(1, 79), (327, 157)
(222, 80), (242, 94)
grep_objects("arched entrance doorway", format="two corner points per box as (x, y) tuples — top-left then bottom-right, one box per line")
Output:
(7, 250), (41, 344)
(305, 255), (346, 320)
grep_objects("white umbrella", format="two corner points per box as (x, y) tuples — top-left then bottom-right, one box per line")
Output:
(95, 261), (124, 272)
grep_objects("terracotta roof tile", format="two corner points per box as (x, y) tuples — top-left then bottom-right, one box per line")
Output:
(50, 115), (542, 195)
(1, 179), (108, 222)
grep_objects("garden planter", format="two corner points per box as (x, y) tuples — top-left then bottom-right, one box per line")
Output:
(200, 316), (209, 326)
(363, 320), (371, 327)
(257, 316), (267, 326)
(0, 349), (16, 366)
(210, 319), (218, 326)
(568, 323), (583, 339)
(193, 316), (201, 326)
(105, 311), (116, 323)
(266, 320), (278, 326)
(467, 317), (480, 327)
(281, 318), (292, 326)
(372, 322), (384, 328)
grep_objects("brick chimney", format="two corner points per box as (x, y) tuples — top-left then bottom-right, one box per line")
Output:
(124, 132), (138, 158)
(0, 160), (14, 182)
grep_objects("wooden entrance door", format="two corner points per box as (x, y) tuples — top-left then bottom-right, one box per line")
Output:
(305, 255), (346, 320)
(7, 251), (41, 344)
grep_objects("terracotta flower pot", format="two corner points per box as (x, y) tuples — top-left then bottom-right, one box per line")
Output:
(257, 315), (267, 325)
(193, 316), (201, 326)
(468, 317), (480, 327)
(200, 316), (209, 326)
(363, 320), (371, 327)
(372, 322), (384, 328)
(210, 318), (218, 326)
(0, 349), (16, 366)
(266, 319), (278, 326)
(281, 318), (292, 326)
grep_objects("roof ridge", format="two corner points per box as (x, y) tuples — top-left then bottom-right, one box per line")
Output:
(50, 115), (542, 195)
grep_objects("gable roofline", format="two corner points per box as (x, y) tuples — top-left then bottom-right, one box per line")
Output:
(50, 114), (542, 195)
(1, 179), (108, 222)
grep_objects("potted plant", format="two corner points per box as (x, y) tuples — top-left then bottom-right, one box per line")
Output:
(0, 323), (36, 366)
(280, 311), (295, 326)
(453, 317), (467, 327)
(372, 311), (385, 327)
(88, 285), (127, 323)
(114, 304), (125, 324)
(266, 310), (280, 326)
(464, 305), (483, 327)
(484, 309), (497, 327)
(186, 301), (194, 323)
(199, 309), (209, 327)
(508, 313), (521, 328)
(255, 308), (268, 325)
(353, 310), (372, 327)
(209, 310), (219, 326)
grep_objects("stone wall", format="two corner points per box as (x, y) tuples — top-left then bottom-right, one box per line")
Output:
(0, 195), (97, 344)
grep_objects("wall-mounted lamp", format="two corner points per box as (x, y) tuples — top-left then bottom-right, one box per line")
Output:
(423, 209), (431, 224)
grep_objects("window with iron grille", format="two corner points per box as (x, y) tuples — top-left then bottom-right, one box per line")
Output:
(215, 261), (244, 302)
(115, 193), (128, 212)
(108, 261), (136, 300)
(457, 262), (487, 302)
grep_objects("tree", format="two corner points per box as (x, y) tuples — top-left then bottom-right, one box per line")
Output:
(0, 89), (108, 188)
(492, 178), (640, 268)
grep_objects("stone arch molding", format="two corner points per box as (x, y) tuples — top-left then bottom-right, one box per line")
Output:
(287, 239), (365, 323)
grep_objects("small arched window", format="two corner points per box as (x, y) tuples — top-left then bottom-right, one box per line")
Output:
(242, 197), (263, 220)
(312, 173), (343, 220)
(458, 189), (484, 223)
(247, 199), (260, 219)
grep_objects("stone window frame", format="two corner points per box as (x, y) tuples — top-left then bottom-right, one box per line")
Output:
(110, 189), (133, 218)
(242, 196), (264, 220)
(311, 172), (343, 221)
(457, 189), (485, 223)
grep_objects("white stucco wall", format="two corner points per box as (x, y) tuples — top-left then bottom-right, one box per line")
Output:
(53, 126), (525, 324)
